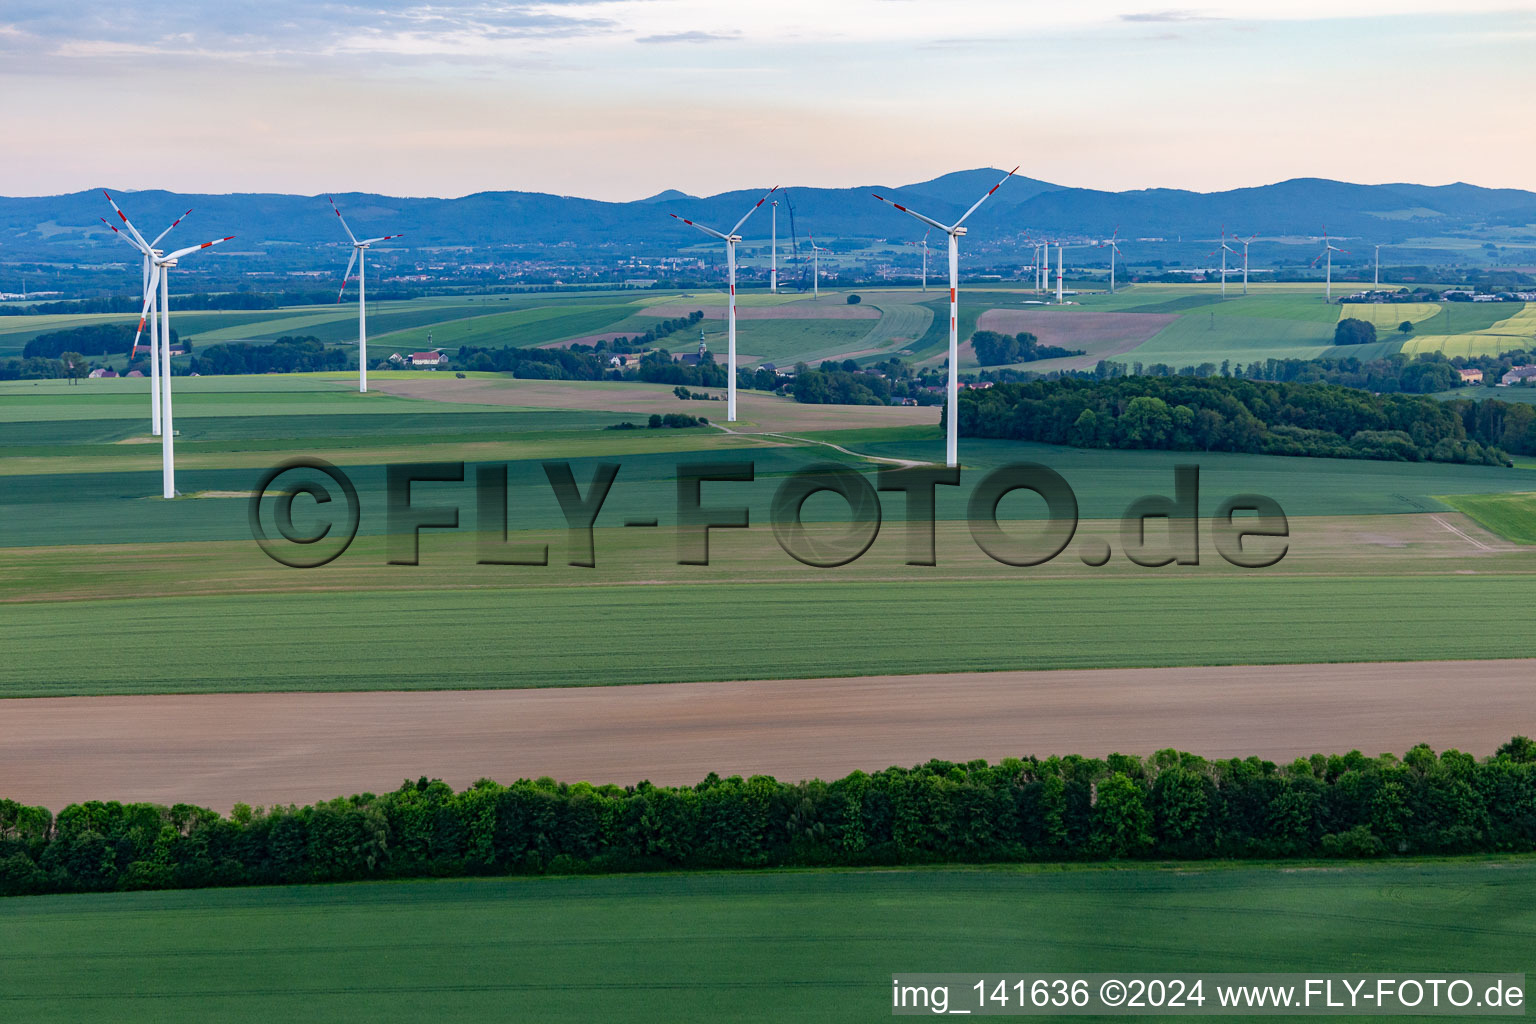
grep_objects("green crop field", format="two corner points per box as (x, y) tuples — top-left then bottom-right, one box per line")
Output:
(3, 860), (1532, 1023)
(1437, 492), (1536, 544)
(701, 318), (872, 365)
(4, 573), (1535, 698)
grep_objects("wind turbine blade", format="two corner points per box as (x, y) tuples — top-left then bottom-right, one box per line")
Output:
(729, 185), (779, 237)
(164, 235), (234, 261)
(337, 248), (359, 302)
(100, 216), (149, 255)
(669, 213), (729, 242)
(151, 208), (194, 248)
(130, 264), (161, 357)
(102, 191), (151, 250)
(952, 165), (1019, 229)
(871, 194), (951, 234)
(329, 197), (359, 244)
(359, 234), (403, 245)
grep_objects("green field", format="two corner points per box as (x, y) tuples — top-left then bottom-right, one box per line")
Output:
(3, 860), (1532, 1023)
(1438, 491), (1536, 544)
(5, 573), (1535, 698)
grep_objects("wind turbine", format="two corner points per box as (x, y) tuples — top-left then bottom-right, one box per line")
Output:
(873, 166), (1018, 468)
(669, 186), (778, 422)
(904, 231), (933, 291)
(100, 193), (192, 435)
(1208, 226), (1239, 298)
(1096, 227), (1124, 293)
(1373, 243), (1382, 288)
(808, 235), (829, 298)
(1232, 232), (1257, 296)
(1311, 226), (1348, 302)
(770, 200), (778, 293)
(330, 198), (403, 394)
(1056, 242), (1066, 304)
(116, 228), (234, 499)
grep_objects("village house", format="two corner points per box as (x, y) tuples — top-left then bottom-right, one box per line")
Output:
(1499, 365), (1536, 386)
(408, 351), (444, 368)
(1458, 368), (1483, 384)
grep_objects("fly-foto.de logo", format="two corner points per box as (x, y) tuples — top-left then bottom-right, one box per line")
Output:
(248, 458), (1289, 570)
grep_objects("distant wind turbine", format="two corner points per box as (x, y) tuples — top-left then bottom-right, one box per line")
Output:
(808, 235), (829, 298)
(669, 186), (778, 422)
(1056, 243), (1066, 305)
(1232, 233), (1257, 296)
(100, 193), (192, 435)
(330, 198), (403, 394)
(770, 200), (778, 293)
(1208, 226), (1239, 298)
(1096, 227), (1124, 293)
(1311, 227), (1348, 302)
(1374, 243), (1383, 288)
(111, 220), (234, 498)
(874, 167), (1018, 468)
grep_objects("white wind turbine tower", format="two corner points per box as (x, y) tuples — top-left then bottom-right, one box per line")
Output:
(669, 186), (778, 422)
(770, 200), (778, 293)
(903, 230), (933, 291)
(1374, 243), (1382, 288)
(100, 193), (192, 435)
(873, 166), (1018, 468)
(1311, 226), (1348, 302)
(119, 230), (234, 498)
(808, 235), (830, 298)
(329, 198), (404, 394)
(1208, 226), (1240, 298)
(1056, 242), (1066, 304)
(1096, 227), (1124, 293)
(1232, 232), (1257, 296)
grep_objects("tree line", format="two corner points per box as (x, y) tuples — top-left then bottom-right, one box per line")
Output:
(189, 337), (351, 375)
(971, 330), (1084, 366)
(956, 376), (1532, 463)
(2, 740), (1533, 897)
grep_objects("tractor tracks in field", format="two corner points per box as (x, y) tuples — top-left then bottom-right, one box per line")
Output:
(712, 423), (932, 469)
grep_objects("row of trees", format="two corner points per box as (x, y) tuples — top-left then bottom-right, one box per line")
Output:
(23, 323), (182, 359)
(956, 376), (1531, 463)
(972, 330), (1084, 366)
(2, 740), (1533, 897)
(571, 310), (704, 354)
(189, 337), (350, 375)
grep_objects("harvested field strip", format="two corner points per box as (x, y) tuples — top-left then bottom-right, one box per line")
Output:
(2, 659), (1532, 810)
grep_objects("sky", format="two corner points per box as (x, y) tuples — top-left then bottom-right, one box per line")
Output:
(2, 0), (1533, 201)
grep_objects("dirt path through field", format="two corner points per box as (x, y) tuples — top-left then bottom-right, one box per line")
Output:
(3, 660), (1529, 811)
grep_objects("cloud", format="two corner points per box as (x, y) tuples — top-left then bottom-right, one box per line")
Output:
(635, 30), (741, 44)
(0, 1), (616, 62)
(1119, 10), (1222, 22)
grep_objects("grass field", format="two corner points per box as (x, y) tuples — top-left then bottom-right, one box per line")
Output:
(5, 573), (1535, 698)
(3, 860), (1532, 1023)
(1437, 491), (1536, 544)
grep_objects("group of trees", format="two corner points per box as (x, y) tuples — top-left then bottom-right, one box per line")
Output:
(3, 740), (1534, 898)
(23, 323), (181, 360)
(971, 330), (1085, 366)
(189, 337), (350, 375)
(957, 376), (1531, 463)
(1333, 317), (1378, 346)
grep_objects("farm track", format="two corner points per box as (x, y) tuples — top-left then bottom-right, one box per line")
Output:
(2, 659), (1532, 812)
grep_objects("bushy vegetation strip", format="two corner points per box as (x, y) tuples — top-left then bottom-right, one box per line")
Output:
(958, 376), (1533, 463)
(3, 740), (1534, 897)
